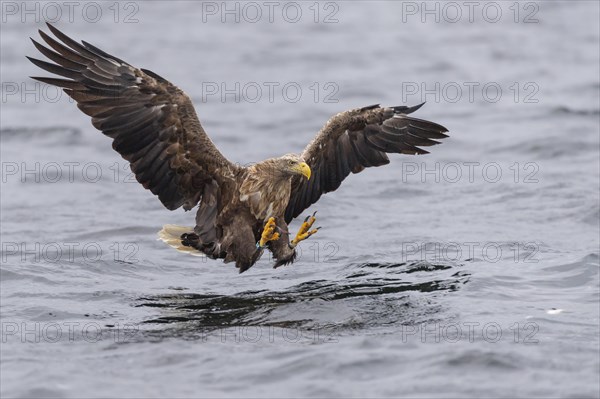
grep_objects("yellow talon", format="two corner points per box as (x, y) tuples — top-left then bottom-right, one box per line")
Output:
(291, 212), (320, 246)
(258, 217), (280, 248)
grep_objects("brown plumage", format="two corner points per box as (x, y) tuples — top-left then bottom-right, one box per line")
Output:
(28, 24), (449, 273)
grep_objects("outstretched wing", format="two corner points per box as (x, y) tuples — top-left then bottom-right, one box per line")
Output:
(284, 103), (448, 222)
(28, 23), (237, 211)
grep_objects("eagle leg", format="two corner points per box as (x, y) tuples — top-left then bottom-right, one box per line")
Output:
(291, 211), (320, 247)
(257, 217), (281, 248)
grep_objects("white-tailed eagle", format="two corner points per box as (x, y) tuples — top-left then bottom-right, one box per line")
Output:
(28, 24), (449, 273)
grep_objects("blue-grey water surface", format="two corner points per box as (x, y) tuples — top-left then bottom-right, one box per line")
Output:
(1, 1), (599, 398)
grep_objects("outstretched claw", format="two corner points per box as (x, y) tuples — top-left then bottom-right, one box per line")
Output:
(291, 211), (320, 247)
(257, 217), (281, 248)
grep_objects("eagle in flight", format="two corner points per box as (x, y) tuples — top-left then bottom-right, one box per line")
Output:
(28, 24), (449, 273)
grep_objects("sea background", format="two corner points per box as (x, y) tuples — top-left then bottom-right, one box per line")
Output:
(1, 1), (599, 398)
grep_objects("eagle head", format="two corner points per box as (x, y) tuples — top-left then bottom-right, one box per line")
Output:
(279, 153), (311, 180)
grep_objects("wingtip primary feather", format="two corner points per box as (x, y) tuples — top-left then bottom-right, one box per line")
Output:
(392, 102), (426, 115)
(45, 21), (60, 35)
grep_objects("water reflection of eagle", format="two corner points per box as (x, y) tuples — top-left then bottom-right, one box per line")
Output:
(28, 23), (449, 273)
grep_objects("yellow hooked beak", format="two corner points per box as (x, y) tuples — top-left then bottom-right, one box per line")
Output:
(294, 162), (311, 180)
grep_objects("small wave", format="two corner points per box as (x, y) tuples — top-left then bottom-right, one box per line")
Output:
(553, 106), (600, 116)
(0, 126), (83, 145)
(581, 205), (600, 226)
(492, 137), (597, 159)
(442, 349), (522, 370)
(532, 253), (600, 289)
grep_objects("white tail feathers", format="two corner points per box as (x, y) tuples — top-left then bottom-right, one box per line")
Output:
(157, 224), (204, 256)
